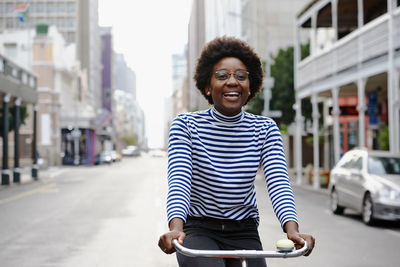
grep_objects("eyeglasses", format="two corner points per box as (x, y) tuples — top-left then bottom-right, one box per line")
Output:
(214, 69), (249, 82)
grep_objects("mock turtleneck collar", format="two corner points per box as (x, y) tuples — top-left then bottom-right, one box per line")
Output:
(210, 107), (244, 124)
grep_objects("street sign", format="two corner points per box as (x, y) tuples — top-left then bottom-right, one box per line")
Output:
(263, 110), (282, 118)
(263, 77), (274, 89)
(367, 92), (379, 129)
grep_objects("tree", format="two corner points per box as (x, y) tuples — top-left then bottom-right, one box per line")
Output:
(246, 44), (312, 128)
(0, 105), (28, 133)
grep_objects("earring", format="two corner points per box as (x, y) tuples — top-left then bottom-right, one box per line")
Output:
(206, 91), (211, 96)
(248, 91), (251, 95)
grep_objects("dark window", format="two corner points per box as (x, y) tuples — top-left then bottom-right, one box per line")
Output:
(364, 0), (387, 24)
(337, 0), (358, 39)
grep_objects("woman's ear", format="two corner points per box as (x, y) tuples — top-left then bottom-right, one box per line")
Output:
(205, 87), (211, 96)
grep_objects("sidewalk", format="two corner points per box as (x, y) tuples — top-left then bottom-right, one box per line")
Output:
(288, 168), (330, 196)
(292, 182), (329, 196)
(0, 166), (66, 190)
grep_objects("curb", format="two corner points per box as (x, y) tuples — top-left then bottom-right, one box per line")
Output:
(292, 184), (330, 196)
(0, 166), (65, 190)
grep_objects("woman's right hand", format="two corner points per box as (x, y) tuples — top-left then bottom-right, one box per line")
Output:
(158, 218), (185, 254)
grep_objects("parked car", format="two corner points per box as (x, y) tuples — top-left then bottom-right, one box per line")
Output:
(121, 146), (140, 157)
(110, 150), (121, 162)
(95, 151), (113, 165)
(329, 148), (400, 225)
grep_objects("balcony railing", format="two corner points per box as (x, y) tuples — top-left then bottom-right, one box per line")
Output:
(297, 10), (400, 90)
(0, 53), (37, 102)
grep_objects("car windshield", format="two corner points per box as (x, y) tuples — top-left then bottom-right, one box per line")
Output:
(368, 156), (400, 175)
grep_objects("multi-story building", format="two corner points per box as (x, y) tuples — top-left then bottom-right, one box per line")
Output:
(187, 0), (242, 112)
(115, 53), (136, 98)
(241, 0), (310, 61)
(0, 50), (37, 184)
(0, 0), (102, 122)
(97, 26), (114, 152)
(0, 1), (77, 43)
(0, 25), (96, 166)
(171, 50), (188, 117)
(113, 53), (146, 150)
(293, 0), (400, 188)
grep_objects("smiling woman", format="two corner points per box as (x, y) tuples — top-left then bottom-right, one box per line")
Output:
(158, 36), (315, 267)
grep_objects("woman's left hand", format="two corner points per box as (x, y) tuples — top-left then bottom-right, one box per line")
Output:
(284, 221), (315, 256)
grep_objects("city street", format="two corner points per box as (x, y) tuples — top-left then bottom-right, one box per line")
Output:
(0, 155), (399, 267)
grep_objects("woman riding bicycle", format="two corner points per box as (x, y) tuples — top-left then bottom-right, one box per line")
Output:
(158, 36), (315, 267)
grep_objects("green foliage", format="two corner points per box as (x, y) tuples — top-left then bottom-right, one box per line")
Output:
(301, 42), (310, 60)
(0, 105), (28, 133)
(305, 135), (324, 146)
(378, 125), (389, 150)
(246, 43), (312, 127)
(122, 135), (138, 146)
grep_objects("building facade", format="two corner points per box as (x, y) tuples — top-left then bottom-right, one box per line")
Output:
(0, 0), (102, 166)
(294, 0), (400, 188)
(186, 0), (242, 112)
(0, 51), (37, 184)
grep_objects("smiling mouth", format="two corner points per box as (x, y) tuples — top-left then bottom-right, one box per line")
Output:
(223, 92), (240, 98)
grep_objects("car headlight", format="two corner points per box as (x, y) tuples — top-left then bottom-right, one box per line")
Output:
(379, 187), (400, 201)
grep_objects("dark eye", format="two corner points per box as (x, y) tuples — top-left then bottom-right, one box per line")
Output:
(215, 70), (228, 80)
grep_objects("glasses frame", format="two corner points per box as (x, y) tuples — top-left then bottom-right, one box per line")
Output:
(214, 69), (250, 82)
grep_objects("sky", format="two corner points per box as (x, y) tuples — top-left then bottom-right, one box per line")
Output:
(98, 0), (192, 148)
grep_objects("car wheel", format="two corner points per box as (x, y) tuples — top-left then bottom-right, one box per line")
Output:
(330, 188), (345, 215)
(362, 193), (375, 225)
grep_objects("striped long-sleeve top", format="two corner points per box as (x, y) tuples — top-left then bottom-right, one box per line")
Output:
(166, 107), (298, 229)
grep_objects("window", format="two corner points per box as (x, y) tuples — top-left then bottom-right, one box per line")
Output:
(41, 114), (52, 146)
(68, 4), (75, 13)
(368, 156), (400, 175)
(4, 43), (17, 62)
(364, 0), (387, 24)
(48, 5), (57, 13)
(337, 153), (353, 168)
(36, 4), (45, 13)
(353, 156), (362, 170)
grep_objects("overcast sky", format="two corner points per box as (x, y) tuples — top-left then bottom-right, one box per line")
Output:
(99, 0), (192, 148)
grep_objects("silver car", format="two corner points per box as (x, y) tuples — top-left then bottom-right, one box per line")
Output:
(329, 148), (400, 225)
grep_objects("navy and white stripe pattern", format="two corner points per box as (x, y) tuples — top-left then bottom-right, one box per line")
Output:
(167, 107), (298, 229)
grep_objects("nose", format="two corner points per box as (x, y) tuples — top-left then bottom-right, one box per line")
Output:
(226, 73), (239, 85)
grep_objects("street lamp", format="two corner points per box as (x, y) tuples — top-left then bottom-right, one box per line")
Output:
(228, 11), (281, 118)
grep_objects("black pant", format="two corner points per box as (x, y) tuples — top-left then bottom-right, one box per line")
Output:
(177, 216), (267, 267)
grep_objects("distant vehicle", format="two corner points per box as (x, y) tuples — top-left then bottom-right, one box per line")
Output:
(121, 146), (140, 157)
(95, 151), (113, 165)
(329, 148), (400, 225)
(149, 149), (167, 158)
(110, 150), (121, 162)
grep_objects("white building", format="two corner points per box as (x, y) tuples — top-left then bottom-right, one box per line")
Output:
(293, 0), (400, 188)
(0, 0), (102, 122)
(241, 0), (310, 60)
(0, 25), (95, 166)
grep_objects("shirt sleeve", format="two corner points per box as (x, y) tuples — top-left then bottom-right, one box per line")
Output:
(261, 120), (298, 230)
(166, 115), (193, 224)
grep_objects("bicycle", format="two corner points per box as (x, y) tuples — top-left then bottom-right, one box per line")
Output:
(173, 238), (309, 267)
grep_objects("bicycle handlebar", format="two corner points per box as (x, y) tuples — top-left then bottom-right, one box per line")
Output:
(172, 239), (309, 259)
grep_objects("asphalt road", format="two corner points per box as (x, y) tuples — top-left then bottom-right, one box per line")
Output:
(0, 155), (399, 267)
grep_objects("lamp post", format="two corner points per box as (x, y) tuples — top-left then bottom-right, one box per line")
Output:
(228, 11), (282, 118)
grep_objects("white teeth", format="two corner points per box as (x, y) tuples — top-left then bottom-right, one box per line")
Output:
(224, 92), (240, 96)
